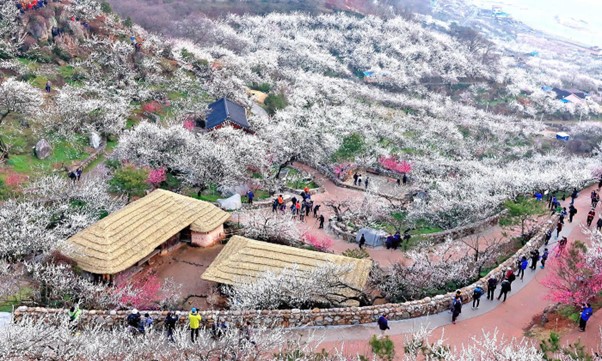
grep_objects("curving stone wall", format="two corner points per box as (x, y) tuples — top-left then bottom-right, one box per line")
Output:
(13, 217), (556, 329)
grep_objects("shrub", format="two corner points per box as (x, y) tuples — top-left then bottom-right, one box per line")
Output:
(342, 248), (370, 259)
(250, 82), (271, 93)
(100, 1), (112, 14)
(52, 46), (71, 62)
(369, 335), (395, 361)
(264, 93), (287, 115)
(333, 133), (365, 161)
(108, 164), (149, 198)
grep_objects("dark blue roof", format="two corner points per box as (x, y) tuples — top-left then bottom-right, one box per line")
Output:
(206, 98), (250, 129)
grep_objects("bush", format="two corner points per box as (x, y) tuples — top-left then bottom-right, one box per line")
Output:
(100, 1), (112, 14)
(52, 46), (71, 62)
(369, 335), (395, 361)
(108, 165), (149, 198)
(249, 82), (271, 93)
(333, 133), (365, 161)
(342, 248), (370, 259)
(264, 93), (287, 115)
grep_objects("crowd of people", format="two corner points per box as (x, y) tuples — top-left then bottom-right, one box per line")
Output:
(267, 187), (325, 228)
(16, 0), (47, 12)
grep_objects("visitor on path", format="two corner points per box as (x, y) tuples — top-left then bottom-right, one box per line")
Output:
(68, 304), (81, 333)
(559, 207), (567, 224)
(556, 221), (563, 238)
(402, 173), (408, 185)
(68, 170), (77, 184)
(472, 284), (484, 309)
(295, 201), (301, 217)
(569, 205), (578, 223)
(597, 217), (602, 232)
(353, 172), (359, 186)
(211, 319), (229, 339)
(498, 279), (511, 302)
(313, 204), (320, 218)
(164, 311), (178, 342)
(397, 178), (401, 186)
(291, 196), (297, 206)
(144, 313), (153, 330)
(127, 309), (144, 335)
(487, 275), (498, 300)
(76, 167), (82, 181)
(272, 198), (278, 213)
(359, 234), (366, 249)
(549, 195), (557, 210)
(530, 249), (540, 270)
(357, 175), (362, 187)
(247, 190), (254, 205)
(451, 296), (462, 324)
(518, 256), (528, 280)
(242, 321), (256, 346)
(579, 303), (593, 332)
(556, 237), (568, 257)
(318, 214), (325, 229)
(571, 188), (578, 205)
(188, 308), (202, 343)
(377, 314), (390, 335)
(545, 228), (552, 246)
(592, 191), (599, 208)
(45, 80), (51, 93)
(540, 248), (549, 269)
(587, 209), (596, 227)
(365, 176), (370, 190)
(278, 195), (285, 213)
(535, 192), (542, 201)
(305, 200), (312, 217)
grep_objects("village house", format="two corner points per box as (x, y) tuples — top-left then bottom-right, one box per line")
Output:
(202, 235), (372, 306)
(197, 97), (253, 132)
(65, 189), (231, 283)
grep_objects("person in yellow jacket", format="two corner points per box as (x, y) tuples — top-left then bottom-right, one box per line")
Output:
(188, 308), (202, 343)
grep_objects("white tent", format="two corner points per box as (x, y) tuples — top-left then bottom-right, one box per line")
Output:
(217, 193), (242, 210)
(355, 228), (387, 247)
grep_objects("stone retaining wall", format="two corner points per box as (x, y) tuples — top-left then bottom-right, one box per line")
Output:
(13, 216), (556, 330)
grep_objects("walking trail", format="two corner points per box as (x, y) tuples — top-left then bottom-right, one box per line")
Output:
(290, 184), (602, 357)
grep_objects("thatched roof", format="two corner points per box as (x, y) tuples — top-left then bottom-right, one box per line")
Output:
(202, 236), (372, 292)
(66, 189), (230, 275)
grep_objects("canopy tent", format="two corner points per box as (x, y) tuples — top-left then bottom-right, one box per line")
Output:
(355, 228), (387, 247)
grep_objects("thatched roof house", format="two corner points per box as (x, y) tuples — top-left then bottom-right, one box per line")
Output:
(66, 189), (230, 276)
(202, 236), (372, 295)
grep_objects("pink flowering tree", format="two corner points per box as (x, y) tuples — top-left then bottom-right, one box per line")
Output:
(182, 119), (195, 131)
(302, 232), (333, 252)
(115, 273), (162, 310)
(379, 156), (412, 174)
(332, 162), (355, 180)
(147, 168), (166, 187)
(542, 240), (602, 305)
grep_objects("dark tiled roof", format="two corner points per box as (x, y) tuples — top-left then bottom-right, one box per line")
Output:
(206, 98), (250, 129)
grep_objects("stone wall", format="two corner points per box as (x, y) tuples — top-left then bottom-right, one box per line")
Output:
(13, 217), (556, 329)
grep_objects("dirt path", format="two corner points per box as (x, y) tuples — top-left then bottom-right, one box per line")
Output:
(293, 184), (602, 357)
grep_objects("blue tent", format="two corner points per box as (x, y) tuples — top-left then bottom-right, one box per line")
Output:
(356, 228), (387, 247)
(556, 132), (570, 141)
(363, 71), (376, 77)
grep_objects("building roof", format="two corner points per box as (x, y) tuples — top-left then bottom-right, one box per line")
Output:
(65, 189), (230, 275)
(201, 236), (372, 303)
(563, 94), (584, 104)
(206, 98), (251, 130)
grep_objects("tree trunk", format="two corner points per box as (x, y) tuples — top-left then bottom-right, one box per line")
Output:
(274, 156), (296, 179)
(0, 137), (8, 161)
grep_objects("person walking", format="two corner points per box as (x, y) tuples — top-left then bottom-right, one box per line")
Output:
(556, 237), (568, 257)
(75, 167), (82, 181)
(451, 295), (462, 324)
(359, 234), (366, 249)
(540, 248), (549, 269)
(569, 205), (577, 223)
(318, 214), (325, 229)
(549, 195), (557, 210)
(559, 207), (567, 224)
(545, 228), (552, 246)
(188, 308), (202, 343)
(530, 249), (540, 270)
(272, 198), (278, 213)
(247, 190), (254, 205)
(518, 256), (528, 280)
(357, 175), (362, 187)
(127, 309), (144, 335)
(597, 217), (602, 232)
(487, 275), (498, 300)
(402, 173), (408, 185)
(377, 314), (390, 336)
(579, 303), (593, 332)
(143, 313), (153, 331)
(45, 80), (51, 93)
(353, 172), (359, 186)
(365, 176), (370, 190)
(497, 278), (511, 302)
(472, 284), (484, 309)
(587, 208), (596, 227)
(570, 188), (578, 205)
(556, 221), (563, 238)
(68, 304), (82, 333)
(164, 311), (178, 342)
(313, 204), (320, 218)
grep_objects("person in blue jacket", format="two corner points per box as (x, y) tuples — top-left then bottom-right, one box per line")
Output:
(579, 303), (593, 332)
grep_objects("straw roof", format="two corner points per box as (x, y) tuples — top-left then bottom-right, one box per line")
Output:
(202, 236), (372, 293)
(66, 189), (230, 275)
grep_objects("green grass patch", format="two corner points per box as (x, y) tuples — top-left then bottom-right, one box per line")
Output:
(7, 138), (89, 175)
(29, 75), (49, 90)
(0, 286), (33, 312)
